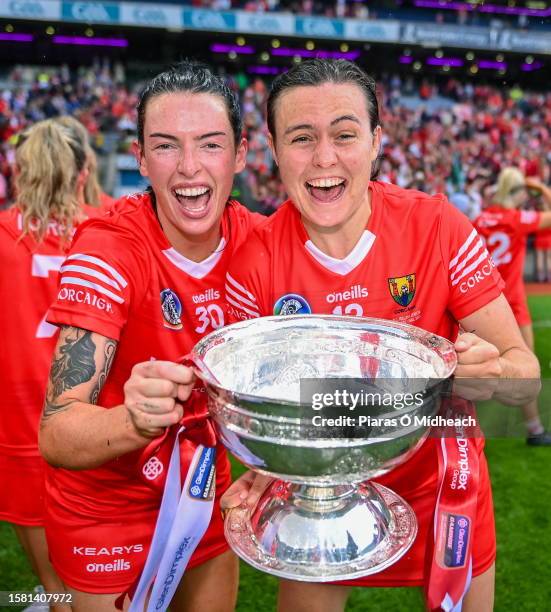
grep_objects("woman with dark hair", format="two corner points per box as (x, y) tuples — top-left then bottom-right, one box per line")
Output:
(0, 118), (99, 610)
(39, 61), (261, 611)
(222, 59), (538, 612)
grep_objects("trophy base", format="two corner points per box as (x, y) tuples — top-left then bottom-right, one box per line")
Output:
(224, 480), (417, 582)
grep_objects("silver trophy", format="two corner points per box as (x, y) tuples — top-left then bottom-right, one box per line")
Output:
(191, 315), (456, 581)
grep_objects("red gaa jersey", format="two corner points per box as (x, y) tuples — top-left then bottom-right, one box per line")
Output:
(0, 205), (99, 457)
(226, 181), (502, 338)
(46, 192), (260, 517)
(224, 181), (502, 584)
(474, 206), (540, 308)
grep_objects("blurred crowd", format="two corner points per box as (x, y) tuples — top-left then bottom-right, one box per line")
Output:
(238, 72), (551, 217)
(188, 0), (546, 30)
(1, 61), (550, 221)
(379, 75), (551, 220)
(0, 61), (138, 206)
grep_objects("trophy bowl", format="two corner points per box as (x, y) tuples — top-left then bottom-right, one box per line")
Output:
(191, 315), (456, 581)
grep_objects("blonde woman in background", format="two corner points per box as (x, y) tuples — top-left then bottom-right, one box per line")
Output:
(475, 167), (551, 445)
(54, 115), (116, 209)
(0, 119), (101, 609)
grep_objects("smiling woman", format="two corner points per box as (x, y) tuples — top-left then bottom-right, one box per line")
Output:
(221, 59), (539, 612)
(37, 61), (263, 612)
(135, 76), (246, 258)
(266, 61), (382, 259)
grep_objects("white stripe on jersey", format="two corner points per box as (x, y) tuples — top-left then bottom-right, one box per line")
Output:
(449, 229), (478, 271)
(449, 238), (485, 281)
(520, 210), (539, 225)
(65, 253), (128, 288)
(226, 272), (258, 303)
(226, 295), (260, 319)
(60, 277), (125, 304)
(60, 264), (122, 290)
(225, 283), (260, 312)
(451, 251), (491, 287)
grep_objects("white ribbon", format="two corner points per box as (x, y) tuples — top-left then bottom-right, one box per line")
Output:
(130, 427), (216, 612)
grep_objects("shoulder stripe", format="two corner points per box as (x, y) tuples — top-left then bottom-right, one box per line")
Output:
(449, 229), (478, 270)
(449, 238), (484, 281)
(65, 254), (128, 288)
(60, 277), (125, 304)
(226, 272), (257, 302)
(226, 295), (260, 319)
(225, 283), (260, 312)
(450, 251), (491, 287)
(60, 264), (121, 290)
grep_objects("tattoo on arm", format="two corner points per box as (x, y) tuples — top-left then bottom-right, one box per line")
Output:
(43, 326), (118, 420)
(50, 327), (96, 398)
(91, 339), (116, 404)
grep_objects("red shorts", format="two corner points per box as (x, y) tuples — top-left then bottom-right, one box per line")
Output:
(336, 438), (495, 587)
(45, 453), (231, 593)
(0, 453), (46, 526)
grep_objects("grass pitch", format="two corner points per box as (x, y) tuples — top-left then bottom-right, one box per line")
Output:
(1, 295), (550, 610)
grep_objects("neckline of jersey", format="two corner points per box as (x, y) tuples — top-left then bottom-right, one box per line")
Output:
(293, 182), (381, 276)
(162, 238), (227, 279)
(143, 193), (230, 279)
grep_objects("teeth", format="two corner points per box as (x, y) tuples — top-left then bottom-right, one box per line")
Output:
(174, 187), (210, 197)
(307, 178), (345, 188)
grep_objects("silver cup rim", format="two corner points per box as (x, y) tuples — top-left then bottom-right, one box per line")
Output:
(191, 314), (457, 406)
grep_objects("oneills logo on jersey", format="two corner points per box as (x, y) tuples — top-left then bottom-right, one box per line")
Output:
(388, 274), (416, 307)
(160, 289), (183, 330)
(273, 293), (312, 315)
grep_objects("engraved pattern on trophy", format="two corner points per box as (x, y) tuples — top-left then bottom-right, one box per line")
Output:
(192, 315), (457, 581)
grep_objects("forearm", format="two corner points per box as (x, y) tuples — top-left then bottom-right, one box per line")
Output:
(539, 184), (551, 209)
(39, 401), (151, 469)
(498, 345), (540, 379)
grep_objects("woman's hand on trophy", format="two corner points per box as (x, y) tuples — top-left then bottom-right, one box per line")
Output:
(124, 360), (195, 439)
(454, 332), (502, 378)
(220, 471), (274, 518)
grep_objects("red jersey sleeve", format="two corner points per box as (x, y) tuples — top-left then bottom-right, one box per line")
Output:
(515, 209), (541, 235)
(226, 200), (265, 244)
(440, 200), (504, 321)
(224, 230), (271, 323)
(46, 219), (147, 340)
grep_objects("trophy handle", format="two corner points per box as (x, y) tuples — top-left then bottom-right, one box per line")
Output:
(180, 353), (221, 386)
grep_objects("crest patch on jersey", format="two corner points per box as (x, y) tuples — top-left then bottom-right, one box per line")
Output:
(273, 293), (312, 316)
(160, 288), (183, 330)
(388, 274), (416, 307)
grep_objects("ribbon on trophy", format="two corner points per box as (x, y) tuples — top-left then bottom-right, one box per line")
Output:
(116, 387), (217, 612)
(426, 397), (480, 612)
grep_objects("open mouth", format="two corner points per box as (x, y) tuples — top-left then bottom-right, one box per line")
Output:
(305, 177), (346, 203)
(172, 186), (212, 218)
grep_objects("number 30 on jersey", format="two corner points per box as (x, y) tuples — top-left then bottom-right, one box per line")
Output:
(194, 304), (224, 334)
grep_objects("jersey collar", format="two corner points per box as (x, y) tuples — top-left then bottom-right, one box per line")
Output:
(304, 231), (376, 275)
(292, 183), (381, 276)
(162, 238), (226, 279)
